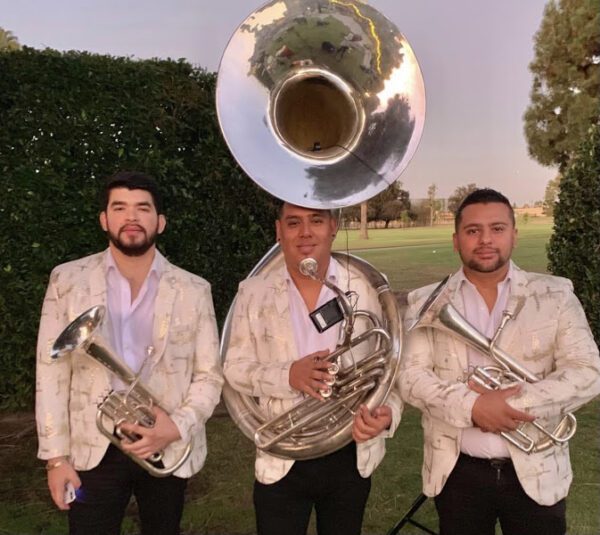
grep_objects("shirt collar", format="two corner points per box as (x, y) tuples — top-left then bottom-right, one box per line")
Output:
(457, 260), (514, 289)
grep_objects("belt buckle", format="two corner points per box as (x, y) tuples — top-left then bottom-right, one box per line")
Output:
(489, 458), (509, 470)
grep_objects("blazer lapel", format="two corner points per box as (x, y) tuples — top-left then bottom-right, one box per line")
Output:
(495, 263), (530, 353)
(151, 257), (177, 367)
(269, 266), (298, 361)
(446, 272), (470, 373)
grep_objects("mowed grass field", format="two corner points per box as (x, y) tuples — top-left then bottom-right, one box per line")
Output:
(333, 216), (553, 291)
(1, 217), (598, 534)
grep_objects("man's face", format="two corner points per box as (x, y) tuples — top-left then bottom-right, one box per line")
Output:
(99, 187), (166, 257)
(453, 202), (517, 276)
(276, 203), (338, 276)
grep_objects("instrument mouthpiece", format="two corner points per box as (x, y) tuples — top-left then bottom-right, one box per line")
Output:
(299, 258), (318, 278)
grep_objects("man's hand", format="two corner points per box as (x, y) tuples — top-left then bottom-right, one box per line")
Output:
(470, 382), (535, 433)
(119, 406), (182, 460)
(289, 350), (335, 401)
(352, 404), (392, 443)
(47, 457), (81, 511)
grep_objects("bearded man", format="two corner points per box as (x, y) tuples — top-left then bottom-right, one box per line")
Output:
(36, 171), (223, 535)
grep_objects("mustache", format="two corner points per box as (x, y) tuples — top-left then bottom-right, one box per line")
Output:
(119, 224), (145, 234)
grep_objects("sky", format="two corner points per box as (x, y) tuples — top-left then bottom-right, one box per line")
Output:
(1, 0), (557, 205)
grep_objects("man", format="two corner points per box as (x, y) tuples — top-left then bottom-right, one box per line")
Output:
(36, 171), (223, 535)
(399, 188), (600, 535)
(223, 202), (402, 535)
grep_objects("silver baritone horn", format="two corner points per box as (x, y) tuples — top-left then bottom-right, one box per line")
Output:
(409, 278), (577, 454)
(217, 0), (425, 459)
(51, 305), (192, 477)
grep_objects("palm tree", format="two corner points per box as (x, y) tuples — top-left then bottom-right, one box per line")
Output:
(0, 27), (22, 51)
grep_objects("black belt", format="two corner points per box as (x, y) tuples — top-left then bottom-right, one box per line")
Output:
(459, 452), (512, 470)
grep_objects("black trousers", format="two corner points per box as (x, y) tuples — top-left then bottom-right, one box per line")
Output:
(253, 442), (371, 535)
(68, 444), (188, 535)
(434, 453), (566, 535)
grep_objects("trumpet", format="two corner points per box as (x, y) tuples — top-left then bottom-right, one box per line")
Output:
(51, 305), (193, 477)
(409, 279), (577, 454)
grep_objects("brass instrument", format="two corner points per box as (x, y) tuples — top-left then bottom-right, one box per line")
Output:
(409, 279), (577, 454)
(51, 305), (192, 477)
(217, 0), (425, 460)
(221, 246), (401, 459)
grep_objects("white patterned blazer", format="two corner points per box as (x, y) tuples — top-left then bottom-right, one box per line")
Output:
(36, 249), (224, 478)
(399, 262), (600, 505)
(223, 256), (403, 484)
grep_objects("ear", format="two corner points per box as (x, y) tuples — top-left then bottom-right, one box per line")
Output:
(275, 219), (281, 242)
(158, 214), (167, 235)
(329, 217), (338, 239)
(99, 211), (108, 232)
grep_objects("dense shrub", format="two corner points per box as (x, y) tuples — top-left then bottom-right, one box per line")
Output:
(548, 125), (600, 343)
(0, 48), (277, 410)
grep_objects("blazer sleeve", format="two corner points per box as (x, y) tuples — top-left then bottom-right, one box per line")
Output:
(223, 283), (299, 399)
(168, 283), (224, 445)
(398, 293), (479, 429)
(509, 288), (600, 418)
(35, 269), (73, 460)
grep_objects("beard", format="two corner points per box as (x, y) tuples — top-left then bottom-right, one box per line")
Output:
(107, 224), (158, 257)
(460, 248), (510, 273)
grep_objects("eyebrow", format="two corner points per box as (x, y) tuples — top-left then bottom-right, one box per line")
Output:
(109, 200), (153, 208)
(463, 221), (509, 229)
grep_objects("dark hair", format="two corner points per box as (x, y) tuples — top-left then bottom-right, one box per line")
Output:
(454, 188), (514, 230)
(276, 200), (338, 220)
(100, 171), (163, 214)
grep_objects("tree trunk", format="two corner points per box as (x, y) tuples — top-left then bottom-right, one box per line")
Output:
(359, 201), (368, 239)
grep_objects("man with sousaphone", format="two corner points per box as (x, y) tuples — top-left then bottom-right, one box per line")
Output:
(223, 201), (403, 535)
(399, 188), (600, 535)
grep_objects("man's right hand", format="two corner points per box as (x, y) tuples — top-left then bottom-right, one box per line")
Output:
(470, 383), (535, 433)
(289, 350), (334, 401)
(47, 457), (81, 510)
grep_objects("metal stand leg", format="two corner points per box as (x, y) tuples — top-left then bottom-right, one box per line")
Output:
(386, 493), (438, 535)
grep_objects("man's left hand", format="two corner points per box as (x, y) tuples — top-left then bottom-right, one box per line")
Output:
(119, 406), (182, 460)
(352, 404), (392, 443)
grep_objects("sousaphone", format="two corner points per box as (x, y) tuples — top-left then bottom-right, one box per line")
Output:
(217, 0), (425, 459)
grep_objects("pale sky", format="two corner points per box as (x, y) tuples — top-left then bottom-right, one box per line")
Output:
(1, 0), (557, 204)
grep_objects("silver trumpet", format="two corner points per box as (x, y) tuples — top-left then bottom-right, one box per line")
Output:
(409, 278), (577, 454)
(51, 305), (192, 477)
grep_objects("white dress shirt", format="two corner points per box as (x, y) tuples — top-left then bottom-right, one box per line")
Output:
(459, 263), (514, 458)
(286, 258), (341, 361)
(105, 249), (163, 387)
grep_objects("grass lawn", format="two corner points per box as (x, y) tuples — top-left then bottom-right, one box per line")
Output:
(2, 217), (598, 534)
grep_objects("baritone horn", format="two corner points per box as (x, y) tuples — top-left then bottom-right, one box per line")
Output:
(217, 0), (425, 459)
(51, 305), (193, 477)
(408, 279), (577, 454)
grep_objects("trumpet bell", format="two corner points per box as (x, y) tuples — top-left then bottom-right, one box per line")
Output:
(216, 0), (426, 209)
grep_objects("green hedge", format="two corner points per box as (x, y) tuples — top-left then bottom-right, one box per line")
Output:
(548, 125), (600, 343)
(0, 48), (277, 410)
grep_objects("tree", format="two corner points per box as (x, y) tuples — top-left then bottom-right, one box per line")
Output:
(344, 181), (412, 229)
(447, 183), (478, 214)
(524, 0), (600, 171)
(548, 125), (600, 342)
(426, 183), (438, 226)
(369, 180), (411, 228)
(359, 201), (368, 239)
(543, 176), (561, 216)
(0, 27), (21, 51)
